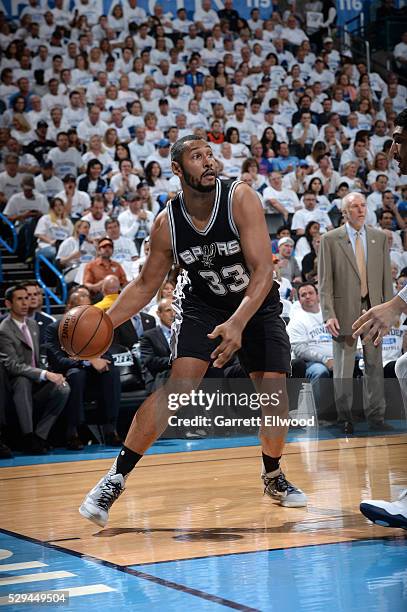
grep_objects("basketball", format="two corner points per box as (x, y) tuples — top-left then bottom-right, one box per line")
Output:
(58, 305), (114, 359)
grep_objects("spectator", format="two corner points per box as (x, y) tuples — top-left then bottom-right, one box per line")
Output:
(55, 174), (91, 220)
(0, 285), (69, 454)
(34, 160), (63, 200)
(34, 196), (73, 264)
(0, 153), (24, 209)
(118, 192), (154, 251)
(302, 233), (322, 283)
(287, 283), (334, 415)
(44, 298), (122, 450)
(83, 236), (127, 296)
(25, 280), (55, 345)
(140, 298), (174, 385)
(3, 175), (49, 261)
(110, 159), (140, 198)
(276, 236), (302, 284)
(263, 171), (301, 220)
(291, 191), (333, 236)
(77, 159), (107, 196)
(105, 217), (138, 262)
(271, 141), (300, 174)
(57, 219), (96, 283)
(81, 194), (110, 240)
(47, 132), (84, 179)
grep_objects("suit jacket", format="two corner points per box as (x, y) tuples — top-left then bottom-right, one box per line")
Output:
(113, 312), (156, 350)
(44, 321), (82, 374)
(318, 225), (393, 334)
(0, 316), (43, 380)
(140, 326), (170, 376)
(34, 311), (56, 346)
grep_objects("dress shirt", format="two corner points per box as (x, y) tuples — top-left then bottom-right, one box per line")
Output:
(345, 222), (367, 259)
(159, 324), (171, 346)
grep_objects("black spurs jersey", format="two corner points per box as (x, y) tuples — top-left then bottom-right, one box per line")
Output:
(167, 178), (280, 312)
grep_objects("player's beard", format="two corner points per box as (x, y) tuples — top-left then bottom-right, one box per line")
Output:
(182, 168), (216, 193)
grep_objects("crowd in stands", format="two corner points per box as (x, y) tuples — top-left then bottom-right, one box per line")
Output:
(0, 0), (406, 456)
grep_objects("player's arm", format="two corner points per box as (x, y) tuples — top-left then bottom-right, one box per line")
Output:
(352, 295), (407, 346)
(107, 212), (174, 329)
(208, 183), (274, 367)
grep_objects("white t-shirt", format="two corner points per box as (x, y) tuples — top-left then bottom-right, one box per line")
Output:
(110, 173), (140, 194)
(34, 215), (73, 248)
(263, 186), (301, 213)
(291, 207), (332, 233)
(0, 172), (24, 200)
(382, 321), (406, 366)
(4, 191), (49, 217)
(112, 236), (138, 261)
(57, 236), (96, 265)
(55, 189), (91, 218)
(34, 175), (64, 200)
(81, 211), (110, 240)
(287, 308), (333, 362)
(47, 148), (83, 179)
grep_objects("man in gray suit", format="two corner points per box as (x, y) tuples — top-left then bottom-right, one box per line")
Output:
(318, 192), (393, 433)
(0, 284), (70, 454)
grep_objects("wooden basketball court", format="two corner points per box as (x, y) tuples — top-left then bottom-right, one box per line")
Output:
(0, 433), (406, 610)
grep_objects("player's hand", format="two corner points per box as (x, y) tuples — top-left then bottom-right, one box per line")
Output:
(325, 358), (334, 371)
(208, 320), (243, 368)
(326, 317), (340, 337)
(89, 357), (110, 372)
(352, 300), (403, 346)
(45, 371), (66, 386)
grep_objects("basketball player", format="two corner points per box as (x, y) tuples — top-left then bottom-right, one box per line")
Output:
(80, 135), (307, 527)
(353, 109), (407, 529)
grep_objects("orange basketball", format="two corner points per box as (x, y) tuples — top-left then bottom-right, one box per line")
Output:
(58, 305), (113, 359)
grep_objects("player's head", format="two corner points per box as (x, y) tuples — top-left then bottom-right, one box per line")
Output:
(391, 108), (407, 174)
(171, 135), (217, 193)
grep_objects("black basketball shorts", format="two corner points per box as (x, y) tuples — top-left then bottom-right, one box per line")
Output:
(170, 292), (291, 375)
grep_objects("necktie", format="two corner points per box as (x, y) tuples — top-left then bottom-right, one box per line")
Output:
(21, 322), (36, 367)
(355, 232), (368, 298)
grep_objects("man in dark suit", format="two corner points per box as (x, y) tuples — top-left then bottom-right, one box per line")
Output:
(0, 285), (70, 454)
(45, 318), (122, 450)
(25, 280), (56, 345)
(140, 299), (172, 384)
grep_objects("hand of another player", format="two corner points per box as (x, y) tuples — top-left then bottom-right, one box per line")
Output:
(89, 357), (110, 372)
(45, 371), (66, 386)
(208, 320), (243, 368)
(326, 317), (340, 337)
(352, 302), (402, 346)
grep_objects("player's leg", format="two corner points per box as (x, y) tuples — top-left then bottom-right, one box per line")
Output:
(251, 371), (307, 508)
(79, 357), (209, 527)
(359, 352), (407, 529)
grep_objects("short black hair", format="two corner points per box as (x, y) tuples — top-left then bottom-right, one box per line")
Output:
(297, 282), (318, 295)
(5, 284), (28, 302)
(395, 108), (407, 130)
(171, 135), (203, 164)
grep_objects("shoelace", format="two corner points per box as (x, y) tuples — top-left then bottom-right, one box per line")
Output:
(263, 472), (296, 495)
(98, 478), (123, 511)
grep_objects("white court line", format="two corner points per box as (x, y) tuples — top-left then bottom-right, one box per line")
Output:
(0, 584), (116, 606)
(0, 562), (47, 572)
(0, 571), (74, 586)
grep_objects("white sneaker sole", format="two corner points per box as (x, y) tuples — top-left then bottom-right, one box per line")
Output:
(79, 502), (107, 527)
(280, 497), (308, 508)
